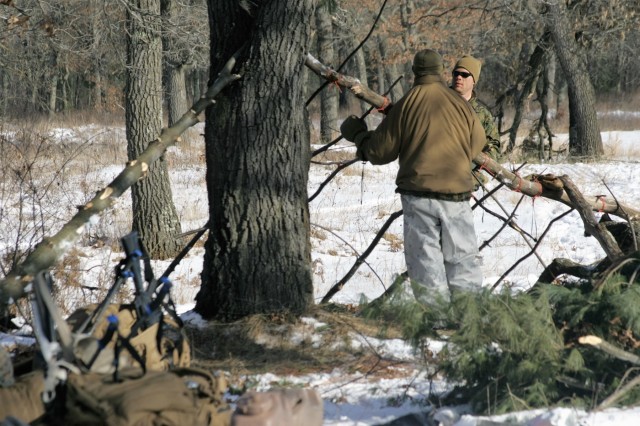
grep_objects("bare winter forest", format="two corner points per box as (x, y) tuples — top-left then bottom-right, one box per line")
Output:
(2, 1), (640, 424)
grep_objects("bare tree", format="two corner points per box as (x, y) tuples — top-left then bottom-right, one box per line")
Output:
(543, 1), (603, 157)
(315, 1), (339, 143)
(125, 0), (182, 258)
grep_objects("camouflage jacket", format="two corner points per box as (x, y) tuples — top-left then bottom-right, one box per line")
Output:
(469, 93), (501, 161)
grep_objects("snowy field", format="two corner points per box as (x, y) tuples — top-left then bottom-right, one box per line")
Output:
(2, 122), (640, 425)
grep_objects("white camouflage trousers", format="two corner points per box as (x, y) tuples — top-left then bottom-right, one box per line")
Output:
(401, 194), (483, 306)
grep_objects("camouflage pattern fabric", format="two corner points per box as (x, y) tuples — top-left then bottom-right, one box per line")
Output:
(469, 94), (501, 161)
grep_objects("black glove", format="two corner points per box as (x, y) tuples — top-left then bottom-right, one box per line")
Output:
(340, 115), (368, 143)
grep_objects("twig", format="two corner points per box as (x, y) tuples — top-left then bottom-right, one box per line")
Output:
(321, 210), (403, 304)
(491, 208), (574, 291)
(598, 374), (640, 410)
(311, 223), (384, 291)
(308, 159), (360, 203)
(473, 180), (546, 269)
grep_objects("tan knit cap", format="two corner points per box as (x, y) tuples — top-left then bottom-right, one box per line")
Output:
(454, 56), (481, 83)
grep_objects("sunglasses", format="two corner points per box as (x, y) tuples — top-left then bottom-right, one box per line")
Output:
(452, 70), (472, 79)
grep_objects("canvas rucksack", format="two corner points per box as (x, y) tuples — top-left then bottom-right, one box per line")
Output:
(66, 303), (191, 375)
(0, 370), (46, 424)
(59, 366), (231, 426)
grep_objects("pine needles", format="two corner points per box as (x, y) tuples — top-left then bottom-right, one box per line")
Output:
(363, 270), (640, 414)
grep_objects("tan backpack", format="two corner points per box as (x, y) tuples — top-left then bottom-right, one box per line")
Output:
(66, 303), (191, 374)
(0, 370), (46, 424)
(62, 367), (231, 426)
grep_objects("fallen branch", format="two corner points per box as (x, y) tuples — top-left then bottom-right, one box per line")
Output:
(560, 175), (623, 261)
(0, 54), (242, 307)
(305, 53), (390, 112)
(596, 369), (640, 410)
(579, 335), (640, 365)
(537, 258), (606, 283)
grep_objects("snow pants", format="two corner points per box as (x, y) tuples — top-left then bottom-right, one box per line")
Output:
(401, 194), (483, 306)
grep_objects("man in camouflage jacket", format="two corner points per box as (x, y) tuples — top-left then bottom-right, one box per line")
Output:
(451, 56), (501, 162)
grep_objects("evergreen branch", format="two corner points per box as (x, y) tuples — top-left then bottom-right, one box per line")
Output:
(593, 253), (640, 291)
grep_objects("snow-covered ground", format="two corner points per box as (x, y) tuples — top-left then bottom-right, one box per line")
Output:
(2, 123), (640, 425)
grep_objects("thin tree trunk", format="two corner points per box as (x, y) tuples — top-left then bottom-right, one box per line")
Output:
(92, 12), (104, 112)
(47, 51), (58, 118)
(315, 2), (338, 143)
(546, 1), (603, 158)
(377, 35), (403, 103)
(126, 0), (182, 259)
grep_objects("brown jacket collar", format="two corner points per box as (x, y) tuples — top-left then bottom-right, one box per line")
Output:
(414, 74), (446, 86)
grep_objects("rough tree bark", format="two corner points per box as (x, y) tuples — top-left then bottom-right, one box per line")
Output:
(195, 0), (315, 321)
(126, 0), (182, 259)
(161, 0), (190, 127)
(545, 1), (603, 157)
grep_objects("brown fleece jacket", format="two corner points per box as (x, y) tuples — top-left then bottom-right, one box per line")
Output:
(356, 74), (486, 195)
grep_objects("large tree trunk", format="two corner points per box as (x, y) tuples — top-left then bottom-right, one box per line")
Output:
(315, 2), (338, 143)
(125, 0), (182, 259)
(545, 1), (603, 158)
(195, 0), (315, 321)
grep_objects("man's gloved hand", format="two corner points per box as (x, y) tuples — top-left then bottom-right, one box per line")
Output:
(472, 168), (488, 191)
(340, 115), (367, 143)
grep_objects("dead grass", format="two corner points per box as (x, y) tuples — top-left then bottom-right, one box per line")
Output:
(185, 304), (409, 387)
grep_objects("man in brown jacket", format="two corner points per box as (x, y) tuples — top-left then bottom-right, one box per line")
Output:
(340, 49), (487, 307)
